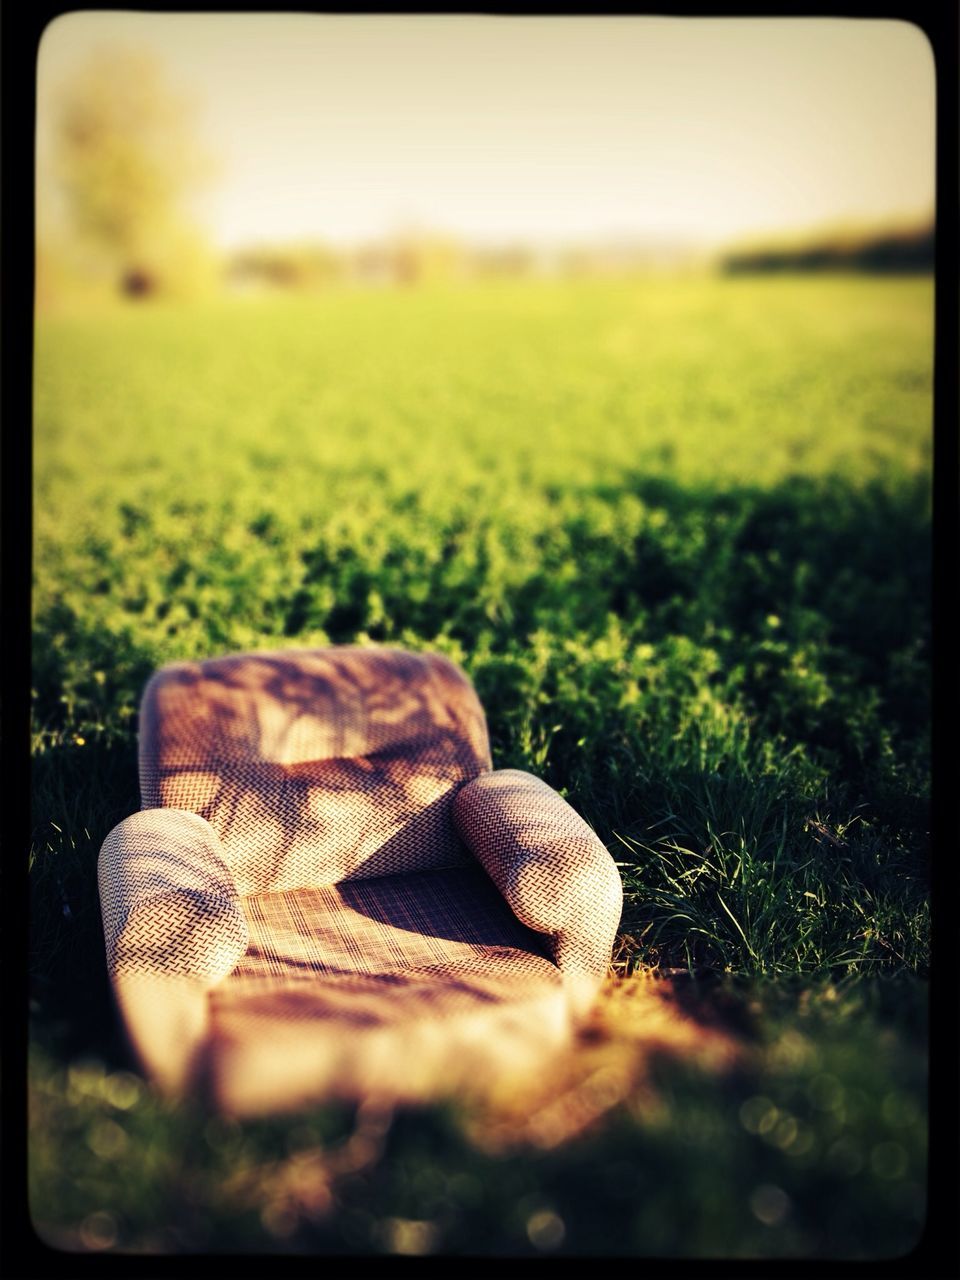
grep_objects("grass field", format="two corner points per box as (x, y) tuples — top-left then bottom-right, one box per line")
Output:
(30, 271), (932, 1257)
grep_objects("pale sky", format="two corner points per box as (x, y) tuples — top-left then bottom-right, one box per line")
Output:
(36, 12), (935, 250)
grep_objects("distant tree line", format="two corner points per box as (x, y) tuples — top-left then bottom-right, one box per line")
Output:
(721, 223), (934, 275)
(224, 236), (707, 292)
(225, 236), (542, 290)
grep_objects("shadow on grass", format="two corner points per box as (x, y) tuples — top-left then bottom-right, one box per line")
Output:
(30, 467), (930, 1058)
(31, 738), (140, 1066)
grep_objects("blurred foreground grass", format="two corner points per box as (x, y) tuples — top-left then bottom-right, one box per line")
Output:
(30, 975), (927, 1258)
(31, 272), (932, 1256)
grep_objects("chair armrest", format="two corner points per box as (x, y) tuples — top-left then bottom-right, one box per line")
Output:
(98, 809), (249, 1094)
(98, 809), (248, 986)
(452, 769), (622, 978)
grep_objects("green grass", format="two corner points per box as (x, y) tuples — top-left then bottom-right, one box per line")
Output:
(30, 977), (927, 1258)
(30, 271), (932, 1256)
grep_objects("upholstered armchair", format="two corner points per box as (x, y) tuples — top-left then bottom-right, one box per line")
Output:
(98, 646), (623, 1114)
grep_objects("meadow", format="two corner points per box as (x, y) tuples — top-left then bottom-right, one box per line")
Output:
(30, 271), (932, 1257)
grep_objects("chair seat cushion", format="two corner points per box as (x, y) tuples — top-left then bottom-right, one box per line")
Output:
(203, 866), (568, 1112)
(207, 962), (572, 1114)
(231, 863), (557, 981)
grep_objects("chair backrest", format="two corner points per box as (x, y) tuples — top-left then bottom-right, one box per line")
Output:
(139, 646), (492, 895)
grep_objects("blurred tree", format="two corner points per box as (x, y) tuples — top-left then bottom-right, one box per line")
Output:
(50, 46), (216, 298)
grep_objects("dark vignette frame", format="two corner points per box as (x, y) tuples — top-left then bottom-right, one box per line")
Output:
(3, 2), (957, 1277)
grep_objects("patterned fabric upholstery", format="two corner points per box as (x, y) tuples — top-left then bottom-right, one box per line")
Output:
(206, 963), (571, 1113)
(453, 769), (623, 977)
(139, 647), (491, 893)
(99, 809), (248, 983)
(98, 645), (624, 1112)
(232, 865), (557, 982)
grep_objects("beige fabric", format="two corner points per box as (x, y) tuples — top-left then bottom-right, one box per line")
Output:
(98, 809), (248, 982)
(207, 965), (571, 1114)
(453, 769), (624, 978)
(111, 971), (213, 1096)
(98, 645), (624, 1112)
(139, 647), (491, 893)
(208, 866), (571, 1112)
(232, 865), (556, 982)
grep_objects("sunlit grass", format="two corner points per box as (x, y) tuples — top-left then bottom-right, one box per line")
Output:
(30, 270), (931, 1254)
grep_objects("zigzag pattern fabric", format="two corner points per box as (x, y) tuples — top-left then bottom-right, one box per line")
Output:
(98, 645), (624, 1111)
(453, 769), (624, 976)
(233, 864), (557, 982)
(139, 647), (492, 893)
(98, 809), (248, 983)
